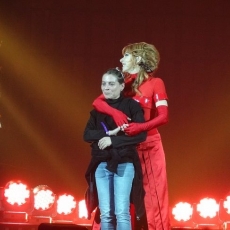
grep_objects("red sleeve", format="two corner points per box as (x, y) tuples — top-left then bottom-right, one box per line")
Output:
(153, 78), (168, 102)
(92, 94), (129, 126)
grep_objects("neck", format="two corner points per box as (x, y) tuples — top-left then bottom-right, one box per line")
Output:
(106, 95), (123, 104)
(128, 65), (140, 74)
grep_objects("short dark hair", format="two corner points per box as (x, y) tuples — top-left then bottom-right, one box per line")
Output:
(104, 68), (124, 84)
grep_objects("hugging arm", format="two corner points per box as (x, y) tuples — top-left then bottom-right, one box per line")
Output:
(125, 78), (169, 136)
(93, 94), (129, 126)
(110, 101), (147, 148)
(124, 105), (168, 136)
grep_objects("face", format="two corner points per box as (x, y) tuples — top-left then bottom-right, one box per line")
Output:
(101, 74), (124, 99)
(120, 52), (137, 73)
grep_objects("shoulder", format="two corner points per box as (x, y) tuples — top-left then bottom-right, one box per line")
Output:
(90, 109), (97, 116)
(146, 77), (166, 91)
(147, 76), (165, 85)
(139, 76), (166, 89)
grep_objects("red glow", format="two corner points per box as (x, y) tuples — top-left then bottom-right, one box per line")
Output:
(4, 181), (30, 206)
(78, 199), (88, 219)
(172, 202), (193, 221)
(56, 194), (77, 215)
(224, 196), (230, 214)
(197, 198), (219, 218)
(33, 185), (55, 210)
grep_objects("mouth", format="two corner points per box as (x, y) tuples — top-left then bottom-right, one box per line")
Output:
(103, 92), (111, 96)
(103, 94), (112, 99)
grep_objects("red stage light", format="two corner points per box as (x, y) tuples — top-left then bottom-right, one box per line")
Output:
(33, 185), (55, 211)
(52, 194), (77, 223)
(4, 181), (30, 206)
(170, 201), (195, 228)
(78, 199), (88, 219)
(197, 198), (219, 218)
(56, 194), (77, 215)
(1, 180), (33, 222)
(219, 195), (230, 229)
(223, 196), (230, 214)
(172, 202), (193, 221)
(193, 197), (221, 229)
(29, 185), (56, 224)
(75, 199), (95, 227)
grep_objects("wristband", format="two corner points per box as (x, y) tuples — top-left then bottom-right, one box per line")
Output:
(101, 122), (109, 134)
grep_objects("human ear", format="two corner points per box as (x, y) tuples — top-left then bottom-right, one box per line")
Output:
(135, 56), (142, 64)
(121, 83), (125, 91)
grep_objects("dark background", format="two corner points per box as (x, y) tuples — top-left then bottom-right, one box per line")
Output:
(0, 0), (230, 206)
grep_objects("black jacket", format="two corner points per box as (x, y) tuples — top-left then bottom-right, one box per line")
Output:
(84, 95), (147, 220)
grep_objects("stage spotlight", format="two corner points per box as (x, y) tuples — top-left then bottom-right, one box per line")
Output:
(1, 180), (33, 222)
(171, 201), (195, 228)
(193, 197), (221, 229)
(52, 193), (77, 223)
(78, 199), (88, 219)
(76, 199), (95, 226)
(219, 195), (230, 229)
(223, 196), (230, 214)
(29, 185), (56, 224)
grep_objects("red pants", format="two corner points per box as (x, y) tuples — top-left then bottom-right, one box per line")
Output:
(137, 134), (170, 230)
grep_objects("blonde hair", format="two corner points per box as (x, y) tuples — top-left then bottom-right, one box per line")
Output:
(122, 42), (160, 94)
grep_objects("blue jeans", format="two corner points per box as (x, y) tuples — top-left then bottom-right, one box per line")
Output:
(95, 162), (134, 230)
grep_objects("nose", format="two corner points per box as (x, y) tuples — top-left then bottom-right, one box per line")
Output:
(120, 57), (123, 63)
(103, 83), (110, 90)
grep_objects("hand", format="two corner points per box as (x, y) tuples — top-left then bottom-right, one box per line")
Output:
(111, 110), (131, 127)
(108, 127), (120, 136)
(124, 123), (144, 136)
(98, 137), (112, 150)
(93, 96), (131, 126)
(120, 124), (129, 132)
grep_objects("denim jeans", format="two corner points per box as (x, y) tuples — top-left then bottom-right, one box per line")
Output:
(95, 162), (134, 230)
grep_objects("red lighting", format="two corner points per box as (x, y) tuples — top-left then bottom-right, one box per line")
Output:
(0, 178), (228, 228)
(4, 181), (30, 206)
(56, 194), (77, 215)
(33, 185), (55, 211)
(224, 196), (230, 214)
(78, 199), (88, 219)
(75, 199), (95, 226)
(197, 198), (219, 218)
(219, 196), (230, 227)
(172, 202), (193, 221)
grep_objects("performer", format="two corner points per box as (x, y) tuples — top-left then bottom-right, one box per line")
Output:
(92, 42), (170, 230)
(84, 68), (147, 230)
